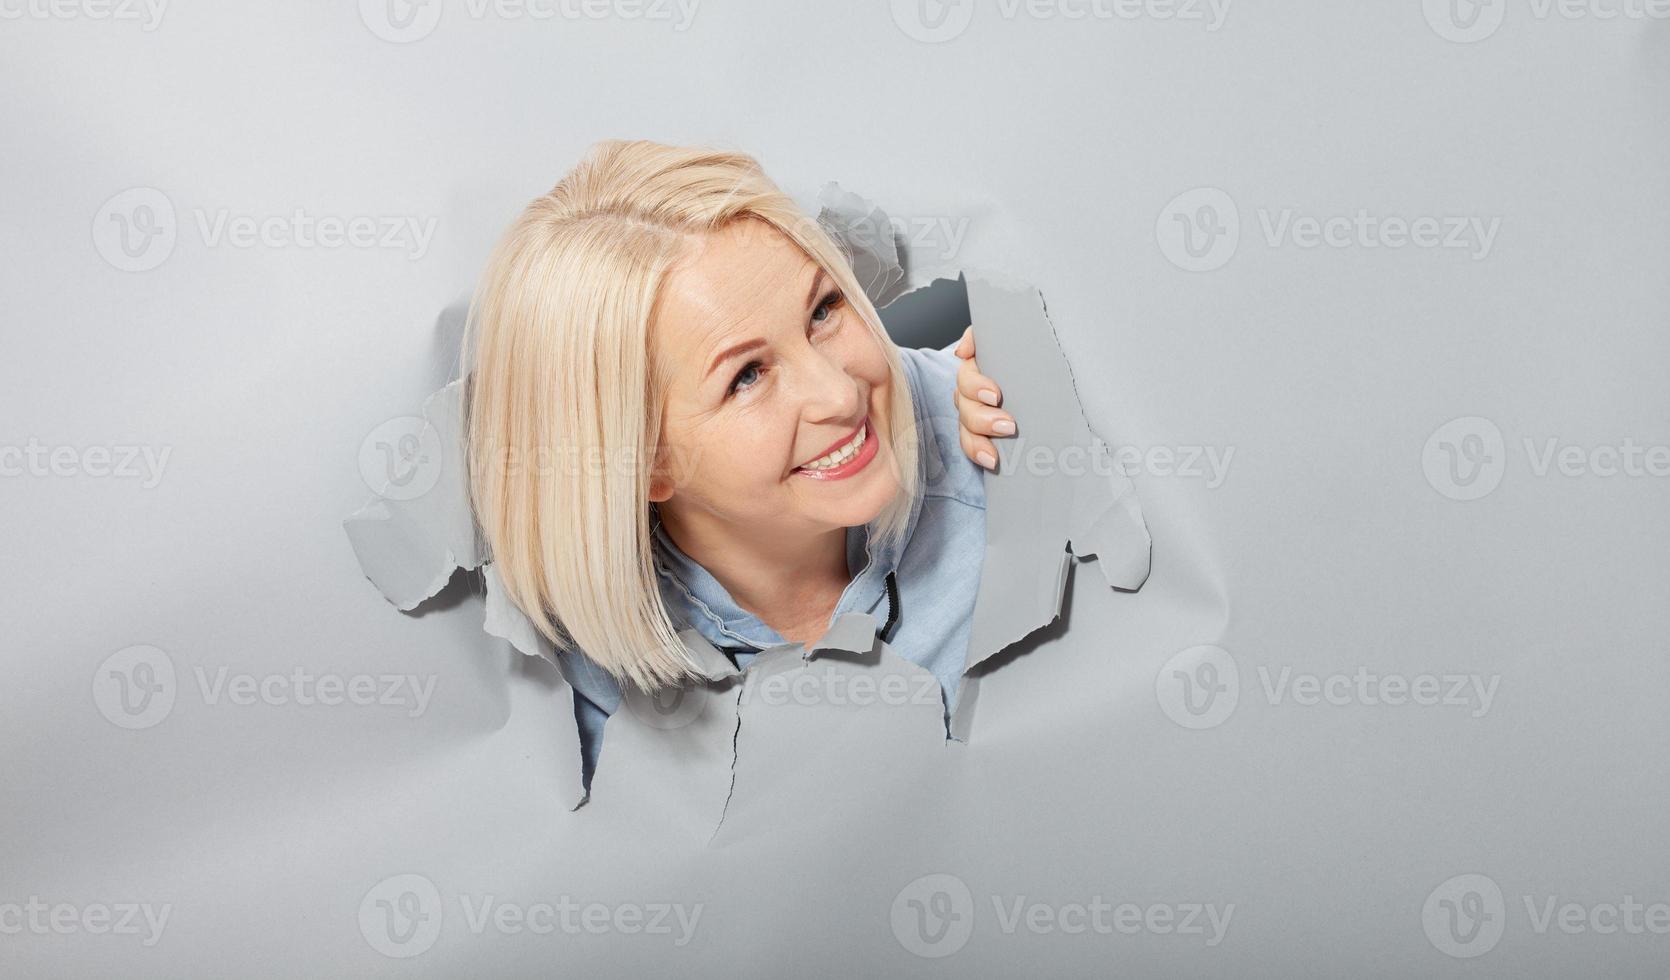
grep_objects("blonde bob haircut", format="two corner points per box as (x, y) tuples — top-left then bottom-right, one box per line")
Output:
(462, 140), (921, 692)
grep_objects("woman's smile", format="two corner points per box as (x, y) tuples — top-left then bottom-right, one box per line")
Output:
(792, 416), (879, 481)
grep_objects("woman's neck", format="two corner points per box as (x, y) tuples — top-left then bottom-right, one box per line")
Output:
(656, 505), (852, 646)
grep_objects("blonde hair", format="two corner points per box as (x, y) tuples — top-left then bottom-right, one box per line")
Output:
(463, 140), (920, 692)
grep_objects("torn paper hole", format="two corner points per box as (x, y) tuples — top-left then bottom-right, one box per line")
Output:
(341, 182), (1152, 817)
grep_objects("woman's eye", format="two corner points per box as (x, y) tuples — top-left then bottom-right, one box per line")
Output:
(728, 360), (763, 396)
(810, 290), (844, 325)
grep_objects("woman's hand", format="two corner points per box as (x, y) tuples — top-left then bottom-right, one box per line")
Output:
(952, 326), (1015, 471)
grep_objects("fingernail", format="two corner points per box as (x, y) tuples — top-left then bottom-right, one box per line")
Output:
(991, 418), (1015, 435)
(976, 450), (996, 469)
(977, 388), (999, 407)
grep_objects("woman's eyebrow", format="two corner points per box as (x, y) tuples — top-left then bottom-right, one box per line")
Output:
(704, 337), (766, 381)
(803, 267), (827, 309)
(702, 267), (831, 381)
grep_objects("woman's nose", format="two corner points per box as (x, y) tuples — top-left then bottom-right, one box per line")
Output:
(794, 345), (862, 423)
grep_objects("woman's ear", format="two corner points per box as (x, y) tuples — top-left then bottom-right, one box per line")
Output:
(647, 442), (675, 503)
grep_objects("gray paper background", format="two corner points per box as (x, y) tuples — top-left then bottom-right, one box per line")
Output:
(4, 2), (1669, 976)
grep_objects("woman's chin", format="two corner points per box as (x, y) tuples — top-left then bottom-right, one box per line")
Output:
(791, 462), (901, 529)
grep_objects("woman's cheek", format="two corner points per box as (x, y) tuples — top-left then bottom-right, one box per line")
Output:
(729, 426), (786, 492)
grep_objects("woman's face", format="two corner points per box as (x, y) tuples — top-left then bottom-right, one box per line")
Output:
(647, 218), (901, 541)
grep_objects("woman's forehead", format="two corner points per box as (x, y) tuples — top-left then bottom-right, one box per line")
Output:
(658, 222), (820, 346)
(677, 220), (812, 292)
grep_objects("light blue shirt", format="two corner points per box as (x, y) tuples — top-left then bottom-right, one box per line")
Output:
(556, 341), (987, 788)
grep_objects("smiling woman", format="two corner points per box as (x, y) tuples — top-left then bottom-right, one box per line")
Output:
(462, 140), (1005, 785)
(645, 219), (909, 645)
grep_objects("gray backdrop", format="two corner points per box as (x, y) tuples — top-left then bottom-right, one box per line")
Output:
(4, 1), (1669, 977)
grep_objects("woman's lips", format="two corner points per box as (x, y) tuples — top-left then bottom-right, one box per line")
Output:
(793, 417), (878, 481)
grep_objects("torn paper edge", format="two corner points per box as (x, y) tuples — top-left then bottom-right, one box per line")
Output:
(342, 379), (484, 611)
(944, 270), (1154, 742)
(817, 182), (909, 309)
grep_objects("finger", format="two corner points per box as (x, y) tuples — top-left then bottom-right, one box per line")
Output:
(956, 359), (1002, 408)
(959, 397), (1017, 438)
(954, 325), (973, 359)
(959, 427), (998, 471)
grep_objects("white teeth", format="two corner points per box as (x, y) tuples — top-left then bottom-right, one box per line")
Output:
(800, 423), (866, 470)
